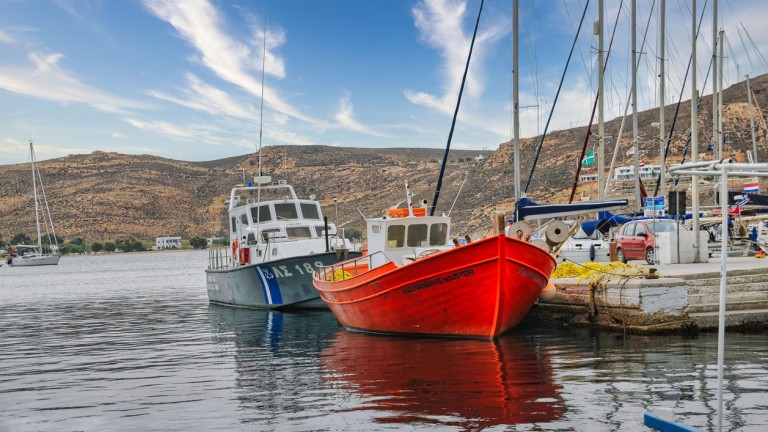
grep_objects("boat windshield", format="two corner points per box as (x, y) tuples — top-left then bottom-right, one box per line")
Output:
(287, 226), (312, 239)
(275, 203), (299, 220)
(647, 221), (681, 234)
(300, 203), (321, 220)
(429, 223), (448, 246)
(250, 204), (272, 223)
(407, 224), (428, 247)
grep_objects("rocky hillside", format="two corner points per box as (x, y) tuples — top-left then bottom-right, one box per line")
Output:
(1, 75), (767, 245)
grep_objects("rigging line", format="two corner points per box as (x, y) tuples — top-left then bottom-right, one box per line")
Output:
(524, 0), (591, 194)
(255, 10), (268, 240)
(666, 1), (713, 191)
(568, 0), (625, 204)
(603, 0), (657, 194)
(735, 26), (754, 73)
(740, 22), (768, 72)
(563, 0), (597, 97)
(448, 169), (472, 216)
(430, 0), (484, 216)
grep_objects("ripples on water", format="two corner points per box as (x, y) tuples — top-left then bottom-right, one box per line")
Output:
(0, 251), (766, 431)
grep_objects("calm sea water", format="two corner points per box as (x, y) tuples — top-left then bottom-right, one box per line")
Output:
(0, 251), (766, 431)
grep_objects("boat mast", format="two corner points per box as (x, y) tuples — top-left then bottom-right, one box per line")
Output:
(513, 0), (521, 202)
(658, 0), (666, 199)
(692, 0), (701, 262)
(632, 0), (640, 208)
(747, 74), (758, 162)
(30, 142), (42, 251)
(597, 0), (605, 201)
(712, 0), (719, 159)
(718, 29), (724, 158)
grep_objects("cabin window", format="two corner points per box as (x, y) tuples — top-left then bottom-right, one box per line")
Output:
(261, 228), (281, 241)
(250, 205), (272, 223)
(407, 224), (428, 247)
(429, 223), (449, 246)
(230, 216), (237, 232)
(287, 226), (312, 239)
(275, 203), (299, 220)
(314, 226), (325, 237)
(300, 203), (321, 220)
(246, 233), (257, 245)
(387, 225), (405, 248)
(240, 214), (249, 225)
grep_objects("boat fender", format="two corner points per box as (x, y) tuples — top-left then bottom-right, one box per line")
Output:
(589, 244), (596, 261)
(540, 281), (557, 301)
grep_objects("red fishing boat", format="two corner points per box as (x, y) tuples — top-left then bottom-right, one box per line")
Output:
(312, 183), (557, 339)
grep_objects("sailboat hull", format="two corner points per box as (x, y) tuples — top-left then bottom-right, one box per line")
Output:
(8, 254), (61, 266)
(313, 235), (557, 339)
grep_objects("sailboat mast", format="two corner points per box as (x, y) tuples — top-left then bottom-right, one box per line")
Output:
(659, 0), (666, 199)
(30, 142), (42, 250)
(718, 30), (724, 157)
(597, 0), (605, 201)
(513, 0), (521, 202)
(632, 0), (640, 208)
(692, 0), (701, 262)
(712, 0), (719, 159)
(747, 75), (758, 162)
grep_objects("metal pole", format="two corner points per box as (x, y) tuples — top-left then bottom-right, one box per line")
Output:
(747, 75), (758, 162)
(692, 0), (701, 262)
(632, 0), (641, 209)
(513, 0), (521, 202)
(718, 29), (724, 158)
(659, 0), (667, 199)
(712, 0), (719, 159)
(716, 162), (727, 432)
(597, 0), (605, 201)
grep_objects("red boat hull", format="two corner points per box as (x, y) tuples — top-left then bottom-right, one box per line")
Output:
(313, 234), (557, 338)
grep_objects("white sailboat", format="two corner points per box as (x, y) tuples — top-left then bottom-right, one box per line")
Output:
(5, 142), (61, 267)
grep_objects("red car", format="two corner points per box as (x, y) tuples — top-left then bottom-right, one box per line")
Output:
(615, 220), (684, 264)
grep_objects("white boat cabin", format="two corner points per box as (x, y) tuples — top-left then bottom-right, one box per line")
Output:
(228, 178), (349, 265)
(366, 207), (453, 268)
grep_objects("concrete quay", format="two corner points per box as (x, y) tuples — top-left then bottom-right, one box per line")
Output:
(532, 257), (768, 333)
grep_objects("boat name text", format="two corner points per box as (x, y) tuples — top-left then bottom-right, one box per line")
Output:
(403, 269), (475, 294)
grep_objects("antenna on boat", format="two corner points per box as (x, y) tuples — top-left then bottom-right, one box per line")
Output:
(429, 0), (484, 216)
(255, 9), (268, 242)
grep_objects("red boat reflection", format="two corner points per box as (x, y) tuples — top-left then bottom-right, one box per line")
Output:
(321, 330), (564, 428)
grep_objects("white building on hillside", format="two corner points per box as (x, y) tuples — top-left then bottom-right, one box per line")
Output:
(156, 237), (182, 250)
(614, 164), (661, 181)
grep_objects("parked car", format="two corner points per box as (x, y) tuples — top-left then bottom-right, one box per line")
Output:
(615, 220), (685, 264)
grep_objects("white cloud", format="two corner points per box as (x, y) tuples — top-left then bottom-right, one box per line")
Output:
(0, 30), (13, 44)
(0, 51), (150, 113)
(149, 72), (257, 119)
(142, 0), (320, 125)
(406, 0), (507, 114)
(333, 95), (389, 138)
(0, 137), (86, 161)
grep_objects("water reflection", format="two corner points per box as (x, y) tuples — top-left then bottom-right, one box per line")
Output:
(320, 331), (565, 429)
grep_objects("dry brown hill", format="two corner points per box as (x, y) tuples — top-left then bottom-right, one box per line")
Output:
(1, 75), (767, 245)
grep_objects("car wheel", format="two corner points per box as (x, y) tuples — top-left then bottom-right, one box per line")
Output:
(616, 248), (627, 263)
(645, 247), (655, 265)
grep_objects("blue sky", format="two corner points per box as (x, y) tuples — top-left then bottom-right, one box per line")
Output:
(1, 0), (766, 164)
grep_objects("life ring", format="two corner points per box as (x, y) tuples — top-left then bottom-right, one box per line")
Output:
(232, 239), (239, 259)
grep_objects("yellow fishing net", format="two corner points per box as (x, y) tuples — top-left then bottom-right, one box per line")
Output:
(551, 261), (660, 283)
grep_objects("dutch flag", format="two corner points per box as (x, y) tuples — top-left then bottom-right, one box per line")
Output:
(744, 182), (760, 194)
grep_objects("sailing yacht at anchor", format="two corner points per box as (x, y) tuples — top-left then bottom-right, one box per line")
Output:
(5, 142), (61, 267)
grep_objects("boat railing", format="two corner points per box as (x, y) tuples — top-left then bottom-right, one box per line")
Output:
(208, 247), (235, 270)
(314, 251), (389, 282)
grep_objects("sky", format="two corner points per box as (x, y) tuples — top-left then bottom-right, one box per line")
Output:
(1, 0), (767, 165)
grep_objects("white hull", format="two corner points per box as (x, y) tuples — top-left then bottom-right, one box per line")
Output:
(558, 239), (612, 263)
(9, 254), (61, 266)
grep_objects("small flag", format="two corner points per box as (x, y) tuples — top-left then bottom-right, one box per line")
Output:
(738, 194), (750, 207)
(581, 149), (595, 167)
(707, 144), (714, 151)
(744, 182), (760, 194)
(626, 147), (635, 157)
(639, 161), (646, 167)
